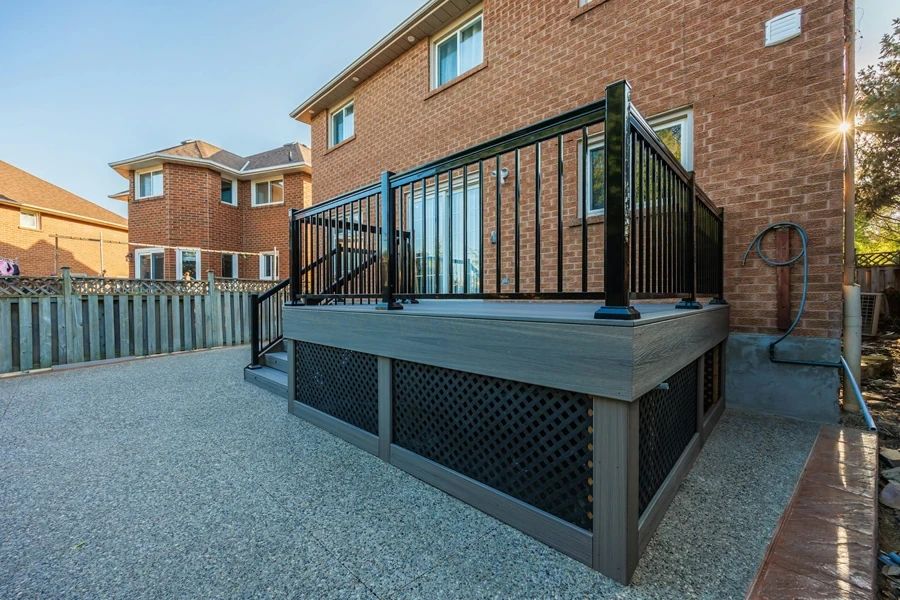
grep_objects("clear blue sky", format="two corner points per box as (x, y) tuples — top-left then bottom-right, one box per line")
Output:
(0, 0), (894, 220)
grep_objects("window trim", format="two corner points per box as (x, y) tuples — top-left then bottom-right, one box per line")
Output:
(250, 176), (285, 207)
(135, 166), (164, 199)
(431, 8), (484, 89)
(176, 248), (201, 280)
(329, 98), (355, 148)
(19, 210), (40, 230)
(577, 107), (694, 217)
(221, 176), (238, 206)
(259, 252), (278, 281)
(134, 247), (165, 280)
(221, 253), (239, 279)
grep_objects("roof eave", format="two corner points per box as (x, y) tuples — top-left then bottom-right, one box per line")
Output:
(108, 154), (310, 180)
(0, 197), (128, 230)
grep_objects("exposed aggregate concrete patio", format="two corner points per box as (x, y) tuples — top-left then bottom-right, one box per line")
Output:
(0, 347), (819, 599)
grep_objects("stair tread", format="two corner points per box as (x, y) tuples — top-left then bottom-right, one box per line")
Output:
(249, 366), (287, 384)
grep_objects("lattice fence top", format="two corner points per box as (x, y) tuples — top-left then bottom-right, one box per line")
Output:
(0, 276), (277, 297)
(0, 277), (63, 296)
(857, 251), (900, 268)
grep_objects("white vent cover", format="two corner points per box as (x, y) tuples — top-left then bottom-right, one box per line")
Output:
(765, 9), (802, 46)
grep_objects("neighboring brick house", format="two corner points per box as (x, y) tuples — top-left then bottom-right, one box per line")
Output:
(109, 141), (311, 281)
(0, 160), (129, 277)
(289, 0), (852, 415)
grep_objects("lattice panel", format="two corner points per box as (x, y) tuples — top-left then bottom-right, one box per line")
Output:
(392, 360), (593, 531)
(214, 279), (279, 293)
(639, 361), (698, 515)
(0, 277), (63, 296)
(702, 345), (721, 413)
(71, 278), (209, 295)
(294, 341), (378, 434)
(856, 251), (900, 268)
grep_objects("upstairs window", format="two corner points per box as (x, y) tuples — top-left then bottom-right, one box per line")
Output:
(330, 100), (354, 147)
(259, 253), (277, 281)
(136, 248), (164, 279)
(221, 177), (237, 205)
(19, 210), (40, 230)
(136, 167), (163, 199)
(252, 178), (284, 206)
(176, 248), (200, 280)
(433, 12), (483, 88)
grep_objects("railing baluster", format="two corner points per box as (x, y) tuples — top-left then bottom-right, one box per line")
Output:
(434, 174), (440, 293)
(581, 126), (589, 293)
(514, 150), (521, 294)
(478, 160), (484, 294)
(676, 173), (700, 309)
(630, 132), (637, 295)
(495, 156), (501, 293)
(448, 169), (454, 293)
(463, 165), (469, 294)
(377, 171), (401, 309)
(557, 134), (564, 293)
(637, 139), (644, 294)
(535, 141), (541, 294)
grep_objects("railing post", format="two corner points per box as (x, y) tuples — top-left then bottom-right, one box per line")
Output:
(595, 80), (640, 320)
(376, 170), (402, 310)
(289, 208), (301, 305)
(710, 207), (728, 305)
(249, 292), (261, 368)
(676, 173), (702, 309)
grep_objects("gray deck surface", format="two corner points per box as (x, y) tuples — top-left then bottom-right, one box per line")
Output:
(0, 347), (817, 599)
(295, 299), (727, 326)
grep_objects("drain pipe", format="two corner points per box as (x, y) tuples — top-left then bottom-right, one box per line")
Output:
(842, 1), (862, 412)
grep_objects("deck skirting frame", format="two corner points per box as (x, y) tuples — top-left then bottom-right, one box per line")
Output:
(291, 400), (379, 456)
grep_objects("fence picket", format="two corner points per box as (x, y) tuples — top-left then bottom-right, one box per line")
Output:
(119, 296), (130, 358)
(133, 295), (144, 357)
(56, 298), (67, 365)
(20, 298), (33, 371)
(183, 296), (193, 351)
(224, 291), (233, 346)
(0, 299), (11, 372)
(103, 295), (115, 359)
(39, 297), (52, 368)
(193, 295), (204, 349)
(72, 296), (85, 363)
(172, 295), (182, 352)
(88, 295), (100, 361)
(159, 295), (169, 354)
(147, 295), (157, 355)
(242, 292), (250, 343)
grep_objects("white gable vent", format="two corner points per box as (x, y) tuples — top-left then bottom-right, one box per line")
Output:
(765, 9), (802, 46)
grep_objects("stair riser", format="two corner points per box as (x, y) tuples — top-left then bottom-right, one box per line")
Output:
(265, 354), (288, 372)
(243, 367), (288, 398)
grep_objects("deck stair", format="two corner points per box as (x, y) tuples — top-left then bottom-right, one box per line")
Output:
(243, 343), (288, 398)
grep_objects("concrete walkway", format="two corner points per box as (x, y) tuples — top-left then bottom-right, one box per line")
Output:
(0, 347), (819, 599)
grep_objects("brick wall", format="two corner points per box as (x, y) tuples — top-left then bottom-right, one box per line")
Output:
(126, 164), (309, 281)
(0, 204), (128, 277)
(306, 0), (847, 339)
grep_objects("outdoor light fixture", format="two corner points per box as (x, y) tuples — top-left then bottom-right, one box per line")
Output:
(407, 35), (416, 43)
(491, 167), (509, 185)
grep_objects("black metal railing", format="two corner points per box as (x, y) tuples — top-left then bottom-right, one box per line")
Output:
(249, 278), (290, 368)
(289, 80), (725, 319)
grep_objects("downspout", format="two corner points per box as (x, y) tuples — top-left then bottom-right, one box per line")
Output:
(842, 0), (861, 411)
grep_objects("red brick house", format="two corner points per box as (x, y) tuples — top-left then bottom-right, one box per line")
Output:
(0, 160), (129, 277)
(109, 140), (311, 281)
(288, 0), (852, 420)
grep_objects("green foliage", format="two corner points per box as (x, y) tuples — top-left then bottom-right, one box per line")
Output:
(855, 19), (900, 250)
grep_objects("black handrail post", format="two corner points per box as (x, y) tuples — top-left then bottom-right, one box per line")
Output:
(595, 80), (640, 320)
(376, 171), (402, 310)
(676, 172), (702, 309)
(289, 208), (301, 305)
(709, 207), (728, 305)
(249, 292), (261, 368)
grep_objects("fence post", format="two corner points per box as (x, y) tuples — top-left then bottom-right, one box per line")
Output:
(595, 80), (640, 320)
(289, 208), (301, 304)
(61, 266), (76, 365)
(676, 173), (702, 309)
(249, 293), (260, 368)
(709, 207), (728, 305)
(377, 170), (402, 310)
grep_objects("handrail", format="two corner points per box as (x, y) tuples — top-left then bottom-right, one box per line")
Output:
(841, 356), (877, 432)
(249, 278), (290, 369)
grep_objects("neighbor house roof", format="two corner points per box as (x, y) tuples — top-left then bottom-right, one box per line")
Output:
(289, 0), (481, 124)
(0, 161), (128, 230)
(109, 140), (311, 180)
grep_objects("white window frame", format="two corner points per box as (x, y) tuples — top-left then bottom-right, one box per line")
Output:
(19, 210), (40, 230)
(135, 247), (165, 280)
(135, 166), (164, 199)
(176, 248), (201, 280)
(259, 253), (278, 281)
(221, 253), (239, 278)
(250, 176), (285, 207)
(221, 176), (238, 206)
(578, 107), (694, 217)
(431, 8), (484, 89)
(329, 98), (355, 147)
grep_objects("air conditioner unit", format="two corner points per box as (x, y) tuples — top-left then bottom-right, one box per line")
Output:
(765, 9), (802, 47)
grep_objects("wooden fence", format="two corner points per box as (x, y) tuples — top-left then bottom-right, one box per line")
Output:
(0, 268), (277, 375)
(857, 251), (900, 293)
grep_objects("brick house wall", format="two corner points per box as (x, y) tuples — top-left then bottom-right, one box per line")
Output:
(126, 163), (310, 281)
(305, 0), (847, 340)
(0, 204), (128, 277)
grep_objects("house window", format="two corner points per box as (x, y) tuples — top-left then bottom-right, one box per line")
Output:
(252, 178), (284, 206)
(222, 253), (238, 278)
(579, 108), (693, 216)
(221, 178), (237, 205)
(330, 100), (354, 147)
(135, 248), (164, 279)
(259, 253), (277, 281)
(433, 11), (483, 88)
(136, 167), (163, 199)
(19, 211), (40, 230)
(176, 248), (200, 280)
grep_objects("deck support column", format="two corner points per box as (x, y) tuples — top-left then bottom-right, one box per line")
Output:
(592, 395), (640, 584)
